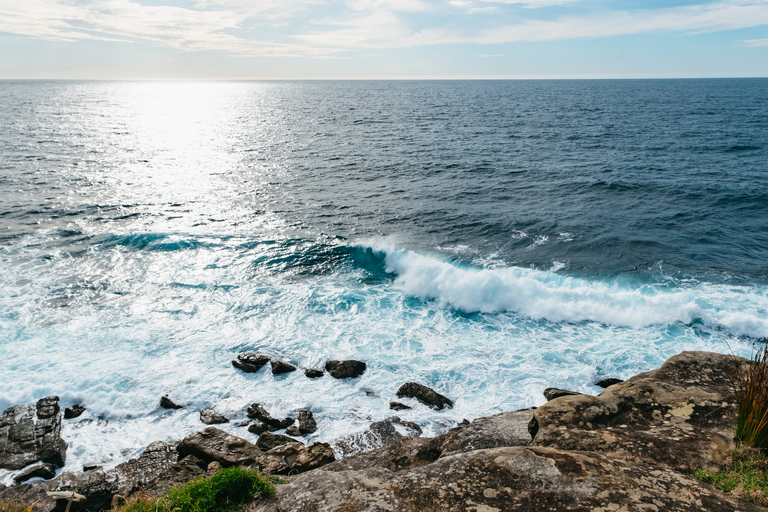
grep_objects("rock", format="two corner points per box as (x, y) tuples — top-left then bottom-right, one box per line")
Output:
(235, 420), (251, 427)
(298, 410), (317, 434)
(177, 427), (262, 468)
(13, 463), (57, 483)
(270, 361), (297, 374)
(207, 461), (222, 474)
(0, 396), (67, 470)
(55, 468), (119, 512)
(333, 417), (423, 459)
(257, 433), (297, 452)
(395, 382), (453, 410)
(252, 445), (764, 512)
(111, 494), (127, 509)
(304, 369), (324, 378)
(532, 351), (747, 473)
(260, 442), (335, 476)
(200, 408), (229, 425)
(285, 425), (301, 437)
(160, 395), (182, 409)
(543, 387), (584, 401)
(389, 401), (411, 411)
(595, 377), (623, 388)
(143, 455), (208, 495)
(82, 464), (100, 472)
(64, 405), (86, 419)
(248, 422), (269, 435)
(232, 352), (270, 373)
(246, 404), (293, 429)
(324, 360), (366, 379)
(109, 440), (180, 494)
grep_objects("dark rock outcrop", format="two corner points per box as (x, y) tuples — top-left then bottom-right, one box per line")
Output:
(395, 382), (453, 410)
(160, 396), (183, 409)
(248, 422), (269, 435)
(259, 442), (335, 476)
(245, 404), (293, 430)
(200, 408), (229, 425)
(64, 405), (86, 419)
(325, 360), (366, 379)
(304, 369), (324, 378)
(389, 401), (411, 411)
(595, 377), (624, 388)
(13, 463), (57, 483)
(298, 410), (317, 434)
(177, 427), (262, 467)
(270, 361), (297, 374)
(0, 396), (67, 470)
(285, 425), (301, 436)
(532, 351), (746, 473)
(257, 433), (296, 452)
(232, 352), (270, 373)
(543, 387), (584, 401)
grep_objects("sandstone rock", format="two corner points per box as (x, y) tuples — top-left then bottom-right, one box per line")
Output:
(160, 395), (182, 409)
(532, 351), (746, 473)
(333, 417), (423, 459)
(304, 369), (324, 378)
(252, 446), (764, 512)
(143, 455), (208, 495)
(109, 440), (180, 494)
(259, 442), (335, 476)
(0, 396), (67, 470)
(325, 360), (366, 379)
(177, 427), (262, 467)
(246, 404), (293, 429)
(64, 405), (86, 419)
(13, 463), (57, 483)
(232, 352), (270, 373)
(298, 410), (317, 434)
(389, 401), (411, 411)
(595, 377), (624, 388)
(257, 433), (297, 452)
(543, 387), (584, 401)
(396, 382), (453, 410)
(270, 361), (297, 374)
(200, 408), (229, 425)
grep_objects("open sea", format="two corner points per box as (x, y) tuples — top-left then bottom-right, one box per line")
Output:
(1, 79), (767, 481)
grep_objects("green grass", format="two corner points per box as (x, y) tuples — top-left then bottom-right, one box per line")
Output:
(119, 467), (277, 512)
(694, 448), (768, 505)
(732, 342), (768, 449)
(0, 502), (30, 512)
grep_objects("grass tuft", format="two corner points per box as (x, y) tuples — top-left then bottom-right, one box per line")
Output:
(732, 341), (768, 449)
(695, 448), (768, 505)
(0, 502), (30, 512)
(118, 467), (276, 512)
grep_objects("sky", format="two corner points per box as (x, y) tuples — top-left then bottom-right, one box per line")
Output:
(0, 0), (767, 79)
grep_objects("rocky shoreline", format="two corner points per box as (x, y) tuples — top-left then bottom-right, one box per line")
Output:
(1, 351), (764, 511)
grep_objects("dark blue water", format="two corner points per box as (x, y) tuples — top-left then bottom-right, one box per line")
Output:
(1, 79), (767, 478)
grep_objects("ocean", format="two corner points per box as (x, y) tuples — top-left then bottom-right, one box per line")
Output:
(1, 79), (767, 480)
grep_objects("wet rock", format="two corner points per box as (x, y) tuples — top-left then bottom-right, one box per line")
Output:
(0, 396), (67, 470)
(82, 464), (100, 472)
(232, 352), (270, 373)
(533, 351), (747, 473)
(252, 445), (763, 512)
(248, 422), (269, 435)
(389, 401), (411, 411)
(177, 427), (262, 468)
(298, 410), (317, 434)
(304, 369), (324, 378)
(160, 395), (182, 410)
(109, 440), (180, 494)
(333, 417), (423, 459)
(257, 433), (297, 452)
(324, 360), (366, 379)
(200, 408), (229, 425)
(270, 361), (297, 374)
(235, 420), (251, 427)
(246, 404), (293, 430)
(64, 405), (86, 419)
(543, 387), (584, 401)
(260, 442), (335, 476)
(595, 377), (624, 388)
(13, 463), (57, 483)
(285, 425), (301, 437)
(395, 382), (453, 410)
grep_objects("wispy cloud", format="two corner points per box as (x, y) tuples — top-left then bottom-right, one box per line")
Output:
(739, 37), (768, 46)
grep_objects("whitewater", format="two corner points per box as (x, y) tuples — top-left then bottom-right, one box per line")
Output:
(1, 79), (767, 483)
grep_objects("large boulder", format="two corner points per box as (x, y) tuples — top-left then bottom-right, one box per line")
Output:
(531, 351), (746, 473)
(109, 440), (180, 494)
(253, 446), (762, 512)
(325, 360), (366, 379)
(0, 396), (68, 470)
(333, 417), (423, 459)
(259, 442), (335, 476)
(177, 427), (262, 467)
(396, 383), (453, 410)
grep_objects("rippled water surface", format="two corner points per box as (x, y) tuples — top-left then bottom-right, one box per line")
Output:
(1, 79), (767, 479)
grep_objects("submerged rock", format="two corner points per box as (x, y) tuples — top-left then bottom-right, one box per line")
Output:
(160, 395), (183, 410)
(389, 401), (411, 411)
(325, 360), (366, 379)
(199, 408), (229, 425)
(304, 368), (324, 378)
(395, 382), (453, 410)
(64, 405), (86, 419)
(0, 396), (67, 470)
(270, 361), (297, 374)
(232, 352), (270, 373)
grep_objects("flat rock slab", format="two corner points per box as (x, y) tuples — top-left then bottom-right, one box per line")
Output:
(253, 446), (762, 512)
(0, 396), (67, 470)
(532, 351), (747, 472)
(178, 427), (262, 467)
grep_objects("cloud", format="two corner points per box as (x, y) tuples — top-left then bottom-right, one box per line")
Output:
(479, 0), (578, 8)
(739, 37), (768, 45)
